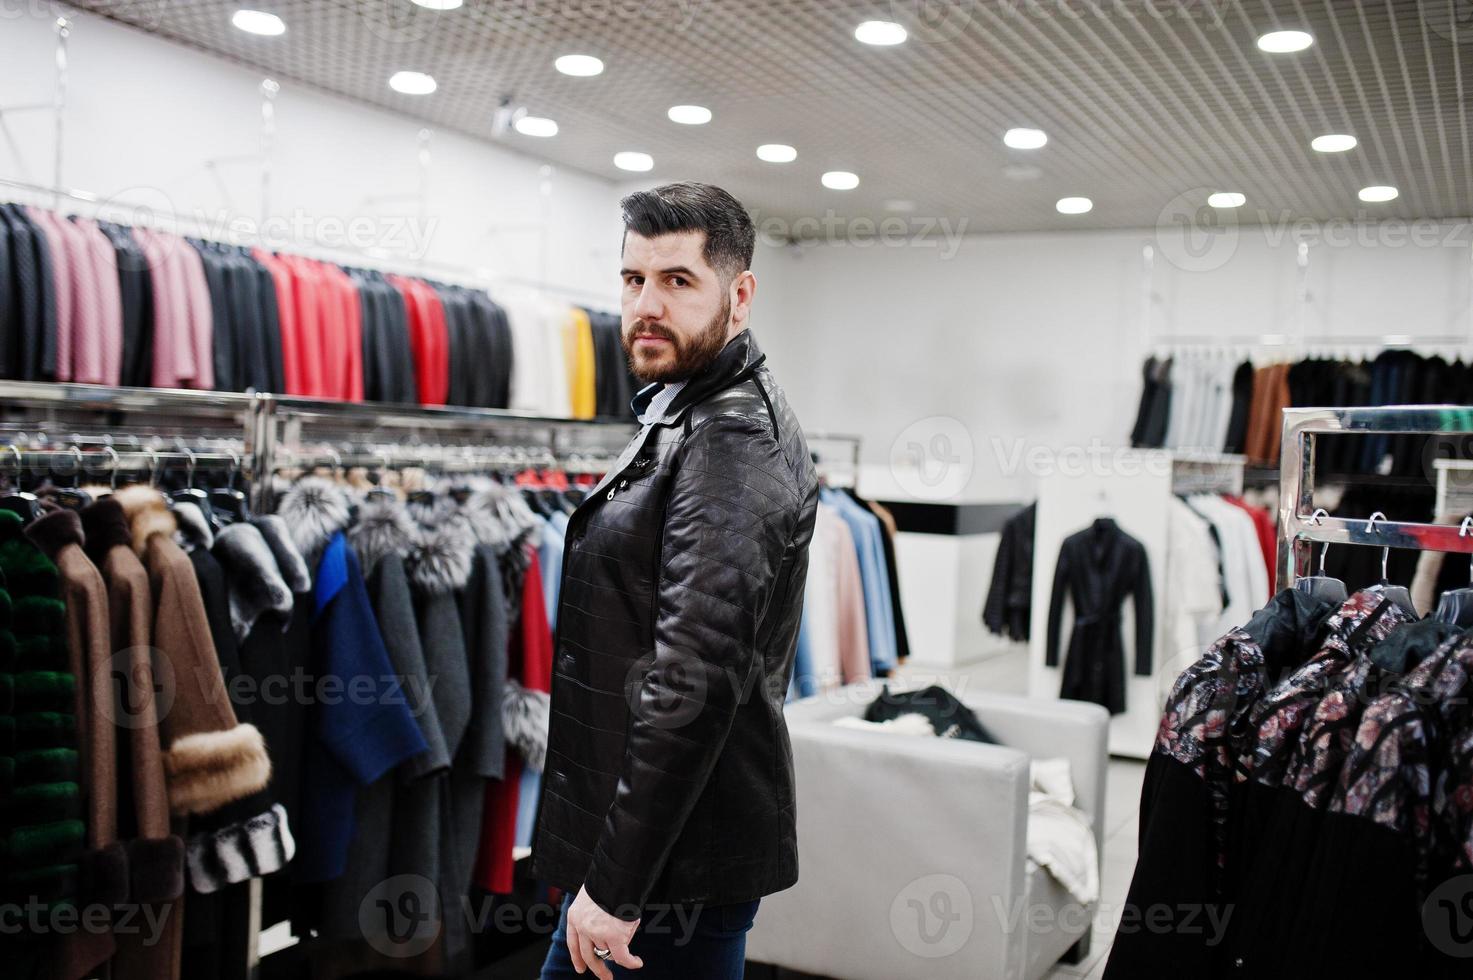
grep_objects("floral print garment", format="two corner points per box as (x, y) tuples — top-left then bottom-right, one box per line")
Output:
(1334, 635), (1473, 887)
(1151, 590), (1390, 875)
(1249, 590), (1410, 790)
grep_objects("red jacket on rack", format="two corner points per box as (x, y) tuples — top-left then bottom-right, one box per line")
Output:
(474, 546), (553, 894)
(318, 262), (364, 402)
(252, 249), (303, 394)
(387, 274), (449, 406)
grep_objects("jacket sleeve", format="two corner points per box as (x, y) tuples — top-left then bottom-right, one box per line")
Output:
(1133, 547), (1155, 676)
(982, 517), (1015, 635)
(1045, 541), (1071, 668)
(581, 412), (799, 919)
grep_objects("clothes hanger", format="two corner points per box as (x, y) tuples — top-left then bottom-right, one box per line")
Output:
(1433, 517), (1473, 628)
(1364, 511), (1418, 617)
(170, 447), (215, 526)
(209, 450), (251, 524)
(51, 446), (92, 512)
(1294, 508), (1349, 604)
(365, 452), (399, 502)
(0, 445), (42, 524)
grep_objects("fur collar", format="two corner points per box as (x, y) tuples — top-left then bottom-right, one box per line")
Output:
(80, 497), (132, 564)
(406, 521), (474, 595)
(172, 500), (214, 553)
(213, 523), (293, 641)
(24, 508), (84, 561)
(465, 484), (541, 553)
(114, 485), (177, 556)
(250, 515), (310, 593)
(347, 496), (416, 578)
(274, 478), (351, 564)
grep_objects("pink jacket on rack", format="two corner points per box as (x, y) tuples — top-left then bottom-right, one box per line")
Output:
(173, 235), (214, 390)
(67, 216), (125, 386)
(132, 228), (193, 389)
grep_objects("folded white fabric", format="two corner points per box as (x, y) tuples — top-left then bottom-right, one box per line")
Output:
(832, 712), (936, 737)
(1027, 757), (1099, 906)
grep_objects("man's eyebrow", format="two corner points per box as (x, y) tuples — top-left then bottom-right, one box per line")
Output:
(619, 266), (701, 278)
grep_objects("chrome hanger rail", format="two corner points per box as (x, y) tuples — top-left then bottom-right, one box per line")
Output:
(1277, 405), (1473, 588)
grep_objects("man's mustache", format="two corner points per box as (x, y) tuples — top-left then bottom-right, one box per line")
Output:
(625, 321), (679, 345)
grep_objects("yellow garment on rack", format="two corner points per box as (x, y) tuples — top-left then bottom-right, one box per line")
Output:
(562, 307), (597, 420)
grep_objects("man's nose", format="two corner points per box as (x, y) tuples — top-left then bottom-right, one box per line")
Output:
(632, 282), (663, 321)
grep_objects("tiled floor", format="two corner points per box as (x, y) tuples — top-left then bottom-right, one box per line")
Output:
(891, 642), (1148, 980)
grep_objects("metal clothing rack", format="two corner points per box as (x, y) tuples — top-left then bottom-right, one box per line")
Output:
(0, 382), (637, 513)
(1276, 405), (1473, 589)
(1171, 452), (1246, 496)
(805, 431), (862, 489)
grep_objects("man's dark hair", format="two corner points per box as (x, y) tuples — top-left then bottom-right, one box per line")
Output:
(620, 182), (755, 280)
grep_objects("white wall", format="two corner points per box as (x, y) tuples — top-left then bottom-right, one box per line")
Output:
(754, 222), (1473, 502)
(0, 10), (624, 304)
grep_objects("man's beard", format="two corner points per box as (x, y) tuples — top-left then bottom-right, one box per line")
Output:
(623, 295), (731, 384)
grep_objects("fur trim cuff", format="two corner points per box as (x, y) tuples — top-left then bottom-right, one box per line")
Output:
(502, 680), (550, 773)
(186, 803), (295, 894)
(128, 835), (185, 902)
(164, 724), (272, 817)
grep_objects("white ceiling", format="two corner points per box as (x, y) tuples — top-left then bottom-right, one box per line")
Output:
(68, 0), (1473, 233)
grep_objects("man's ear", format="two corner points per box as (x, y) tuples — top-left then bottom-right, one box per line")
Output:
(730, 270), (757, 331)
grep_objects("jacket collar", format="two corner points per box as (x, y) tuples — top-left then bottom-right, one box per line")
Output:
(81, 497), (133, 565)
(628, 328), (767, 426)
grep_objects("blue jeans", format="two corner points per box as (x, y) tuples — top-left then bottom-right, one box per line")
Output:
(539, 893), (760, 979)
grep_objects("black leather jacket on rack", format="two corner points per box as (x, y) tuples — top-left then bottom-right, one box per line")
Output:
(530, 328), (819, 919)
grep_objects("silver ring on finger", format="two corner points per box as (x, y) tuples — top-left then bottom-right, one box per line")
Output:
(593, 946), (612, 960)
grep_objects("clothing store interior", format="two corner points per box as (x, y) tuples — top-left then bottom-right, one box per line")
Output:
(2, 2), (1473, 979)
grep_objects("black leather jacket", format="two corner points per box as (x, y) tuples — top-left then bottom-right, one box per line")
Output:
(530, 328), (818, 918)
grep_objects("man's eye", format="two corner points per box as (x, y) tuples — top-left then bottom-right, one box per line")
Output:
(668, 276), (687, 287)
(625, 276), (644, 287)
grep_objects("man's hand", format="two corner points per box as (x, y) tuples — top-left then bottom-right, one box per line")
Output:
(565, 885), (642, 977)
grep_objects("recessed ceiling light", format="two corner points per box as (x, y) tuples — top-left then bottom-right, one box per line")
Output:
(554, 54), (603, 77)
(231, 9), (285, 35)
(821, 171), (860, 190)
(1003, 127), (1048, 150)
(1056, 196), (1093, 215)
(667, 105), (712, 125)
(514, 115), (558, 138)
(1311, 133), (1358, 153)
(614, 151), (654, 172)
(1257, 29), (1313, 53)
(1208, 191), (1246, 208)
(1358, 185), (1399, 203)
(411, 0), (462, 8)
(756, 143), (797, 163)
(388, 70), (436, 95)
(884, 199), (916, 213)
(854, 20), (907, 45)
